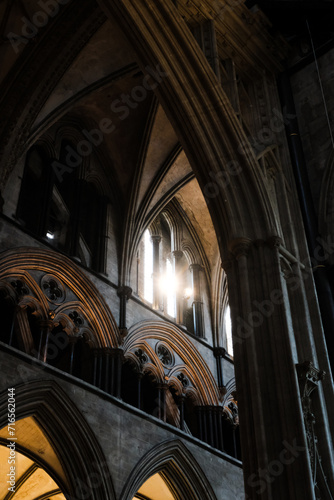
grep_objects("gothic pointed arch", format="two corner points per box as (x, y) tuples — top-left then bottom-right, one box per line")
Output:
(0, 247), (120, 347)
(98, 0), (280, 256)
(0, 380), (116, 500)
(124, 320), (220, 405)
(120, 439), (217, 500)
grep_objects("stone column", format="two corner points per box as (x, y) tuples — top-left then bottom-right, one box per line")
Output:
(8, 305), (18, 347)
(112, 348), (123, 399)
(102, 347), (113, 393)
(224, 237), (315, 499)
(93, 347), (123, 397)
(137, 372), (143, 410)
(157, 383), (168, 422)
(151, 235), (161, 310)
(213, 347), (226, 388)
(68, 335), (79, 375)
(92, 348), (104, 389)
(215, 407), (224, 452)
(15, 305), (34, 354)
(117, 286), (132, 335)
(190, 263), (204, 337)
(196, 406), (204, 441)
(178, 394), (186, 431)
(38, 317), (54, 362)
(172, 250), (183, 324)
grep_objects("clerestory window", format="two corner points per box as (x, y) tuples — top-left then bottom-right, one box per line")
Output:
(16, 142), (107, 273)
(224, 305), (233, 356)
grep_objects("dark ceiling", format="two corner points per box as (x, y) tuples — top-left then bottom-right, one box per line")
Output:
(246, 0), (334, 44)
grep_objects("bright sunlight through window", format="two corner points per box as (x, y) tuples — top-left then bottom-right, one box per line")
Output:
(225, 305), (233, 356)
(160, 258), (176, 318)
(143, 229), (153, 303)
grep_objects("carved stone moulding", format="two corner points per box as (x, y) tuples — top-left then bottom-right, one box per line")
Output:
(10, 278), (30, 297)
(41, 274), (65, 304)
(135, 348), (149, 366)
(155, 341), (175, 368)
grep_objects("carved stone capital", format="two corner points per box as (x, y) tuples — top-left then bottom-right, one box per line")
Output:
(151, 235), (162, 244)
(117, 286), (132, 300)
(219, 386), (227, 399)
(172, 250), (183, 260)
(213, 347), (226, 358)
(157, 383), (169, 391)
(221, 259), (233, 272)
(280, 257), (294, 280)
(68, 335), (80, 345)
(267, 235), (283, 249)
(296, 361), (325, 401)
(189, 263), (202, 272)
(228, 237), (252, 260)
(103, 347), (113, 356)
(119, 327), (128, 339)
(296, 361), (325, 480)
(38, 319), (54, 331)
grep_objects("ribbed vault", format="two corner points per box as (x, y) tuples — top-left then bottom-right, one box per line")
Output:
(98, 0), (280, 258)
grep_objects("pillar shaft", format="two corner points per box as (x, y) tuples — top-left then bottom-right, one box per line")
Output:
(213, 347), (225, 388)
(225, 238), (316, 499)
(172, 250), (184, 324)
(151, 235), (161, 310)
(38, 319), (53, 362)
(137, 373), (143, 410)
(68, 336), (79, 375)
(190, 263), (204, 337)
(179, 394), (185, 431)
(157, 383), (168, 422)
(117, 286), (132, 333)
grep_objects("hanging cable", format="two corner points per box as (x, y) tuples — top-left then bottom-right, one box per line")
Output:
(306, 19), (334, 149)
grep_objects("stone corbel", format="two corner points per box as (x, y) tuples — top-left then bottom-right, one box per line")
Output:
(296, 361), (325, 483)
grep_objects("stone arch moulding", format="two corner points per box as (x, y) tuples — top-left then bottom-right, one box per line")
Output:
(98, 0), (280, 257)
(0, 380), (116, 500)
(120, 439), (217, 500)
(0, 247), (121, 347)
(125, 320), (220, 405)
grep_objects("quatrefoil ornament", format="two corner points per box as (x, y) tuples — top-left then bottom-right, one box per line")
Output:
(41, 274), (65, 304)
(155, 342), (174, 368)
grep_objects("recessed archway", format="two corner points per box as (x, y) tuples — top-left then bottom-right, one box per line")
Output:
(0, 380), (116, 500)
(0, 417), (67, 500)
(121, 439), (217, 500)
(133, 473), (175, 500)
